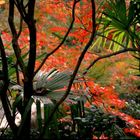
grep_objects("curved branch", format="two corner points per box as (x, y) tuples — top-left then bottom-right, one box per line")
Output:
(8, 0), (26, 77)
(40, 0), (96, 137)
(0, 36), (18, 136)
(96, 33), (126, 49)
(14, 0), (27, 19)
(26, 0), (36, 79)
(34, 0), (78, 75)
(75, 27), (127, 49)
(83, 48), (140, 75)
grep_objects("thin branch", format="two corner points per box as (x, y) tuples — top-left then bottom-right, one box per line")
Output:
(0, 36), (18, 136)
(15, 62), (20, 85)
(27, 0), (36, 21)
(56, 0), (96, 107)
(14, 0), (27, 19)
(34, 0), (78, 75)
(16, 17), (23, 85)
(96, 33), (126, 48)
(40, 0), (96, 137)
(75, 27), (127, 49)
(8, 0), (26, 77)
(0, 38), (8, 83)
(17, 17), (23, 38)
(83, 48), (140, 75)
(26, 0), (36, 79)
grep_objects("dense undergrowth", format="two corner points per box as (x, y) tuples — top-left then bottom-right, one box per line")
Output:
(0, 0), (140, 139)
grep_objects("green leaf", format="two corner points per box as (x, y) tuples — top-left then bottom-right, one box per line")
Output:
(47, 90), (73, 101)
(128, 1), (135, 25)
(91, 36), (103, 50)
(36, 52), (46, 60)
(34, 69), (71, 95)
(70, 103), (79, 119)
(17, 98), (34, 136)
(12, 95), (22, 116)
(111, 19), (126, 31)
(43, 103), (54, 139)
(116, 0), (127, 23)
(102, 30), (109, 48)
(36, 99), (43, 132)
(113, 32), (125, 51)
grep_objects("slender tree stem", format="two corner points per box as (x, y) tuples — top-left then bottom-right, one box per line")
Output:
(83, 48), (140, 75)
(8, 0), (26, 77)
(34, 0), (78, 75)
(40, 0), (96, 137)
(0, 36), (18, 136)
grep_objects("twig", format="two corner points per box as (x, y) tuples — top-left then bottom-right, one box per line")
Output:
(8, 0), (26, 77)
(34, 0), (78, 75)
(0, 36), (18, 136)
(40, 0), (96, 137)
(83, 48), (140, 75)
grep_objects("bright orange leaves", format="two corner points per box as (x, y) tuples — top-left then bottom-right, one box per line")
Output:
(84, 81), (126, 110)
(114, 112), (140, 138)
(45, 0), (93, 45)
(83, 80), (140, 138)
(2, 0), (140, 138)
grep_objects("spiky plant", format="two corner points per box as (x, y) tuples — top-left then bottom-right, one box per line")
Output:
(92, 0), (139, 50)
(33, 68), (73, 101)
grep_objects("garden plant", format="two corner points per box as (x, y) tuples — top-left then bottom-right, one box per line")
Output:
(0, 0), (140, 139)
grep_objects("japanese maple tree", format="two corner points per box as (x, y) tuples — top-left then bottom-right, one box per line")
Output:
(0, 0), (140, 139)
(0, 0), (96, 139)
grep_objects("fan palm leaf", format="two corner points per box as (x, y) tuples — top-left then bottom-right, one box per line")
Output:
(33, 68), (74, 101)
(91, 0), (140, 52)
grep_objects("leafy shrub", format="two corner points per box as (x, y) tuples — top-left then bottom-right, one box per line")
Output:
(57, 101), (127, 139)
(119, 90), (140, 120)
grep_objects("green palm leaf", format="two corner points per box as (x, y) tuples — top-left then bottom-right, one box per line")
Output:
(94, 0), (139, 52)
(33, 69), (73, 101)
(17, 98), (34, 136)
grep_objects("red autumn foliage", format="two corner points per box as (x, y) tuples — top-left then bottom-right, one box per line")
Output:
(1, 0), (139, 138)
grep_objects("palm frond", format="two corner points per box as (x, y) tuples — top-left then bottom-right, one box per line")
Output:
(34, 69), (71, 91)
(33, 69), (73, 101)
(92, 0), (139, 52)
